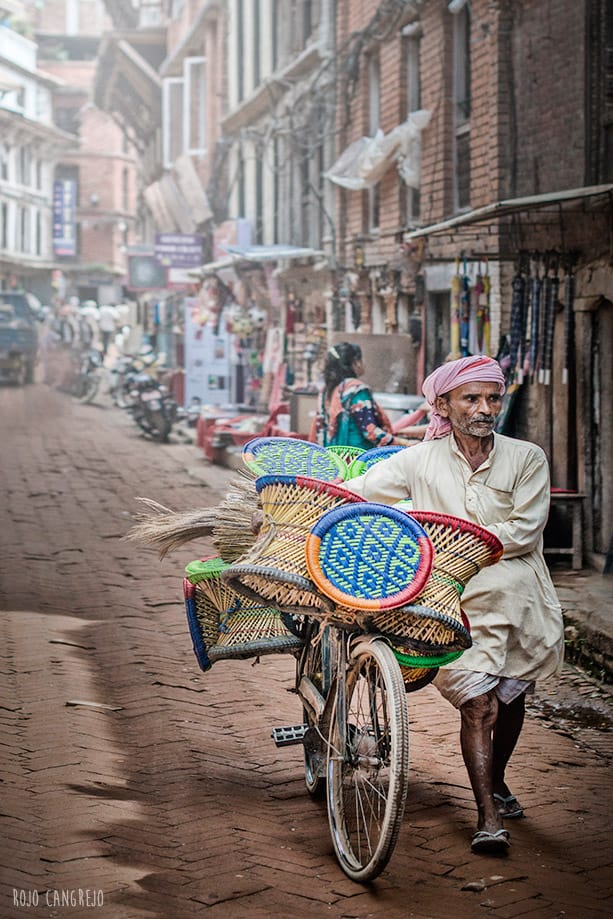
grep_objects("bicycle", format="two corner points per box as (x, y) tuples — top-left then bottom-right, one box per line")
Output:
(274, 615), (410, 882)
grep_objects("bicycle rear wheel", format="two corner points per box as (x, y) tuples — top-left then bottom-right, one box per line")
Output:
(327, 637), (409, 882)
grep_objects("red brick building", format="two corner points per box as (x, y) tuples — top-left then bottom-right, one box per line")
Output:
(334, 0), (612, 569)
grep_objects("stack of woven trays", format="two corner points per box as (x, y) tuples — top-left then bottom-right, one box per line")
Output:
(183, 557), (303, 672)
(221, 474), (366, 614)
(369, 510), (503, 653)
(305, 502), (503, 690)
(346, 444), (408, 479)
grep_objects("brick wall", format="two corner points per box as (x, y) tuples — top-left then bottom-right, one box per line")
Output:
(510, 0), (586, 196)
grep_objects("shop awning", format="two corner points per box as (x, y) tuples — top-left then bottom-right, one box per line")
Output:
(222, 244), (324, 262)
(404, 184), (613, 240)
(191, 244), (326, 279)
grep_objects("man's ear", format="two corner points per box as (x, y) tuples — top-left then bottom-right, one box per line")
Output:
(434, 395), (449, 417)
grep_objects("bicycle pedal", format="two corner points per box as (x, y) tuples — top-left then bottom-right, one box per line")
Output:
(271, 724), (308, 747)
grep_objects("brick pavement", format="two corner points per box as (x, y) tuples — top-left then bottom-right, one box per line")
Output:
(1, 383), (612, 919)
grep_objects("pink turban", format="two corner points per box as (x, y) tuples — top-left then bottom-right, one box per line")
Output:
(422, 355), (506, 441)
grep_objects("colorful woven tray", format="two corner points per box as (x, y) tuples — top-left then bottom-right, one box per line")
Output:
(183, 557), (302, 671)
(221, 474), (366, 613)
(305, 503), (433, 611)
(242, 436), (347, 481)
(325, 445), (363, 466)
(370, 511), (502, 653)
(347, 444), (406, 478)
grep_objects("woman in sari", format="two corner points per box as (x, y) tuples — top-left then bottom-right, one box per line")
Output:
(311, 342), (409, 450)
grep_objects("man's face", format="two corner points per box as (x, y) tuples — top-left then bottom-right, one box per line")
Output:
(435, 381), (503, 438)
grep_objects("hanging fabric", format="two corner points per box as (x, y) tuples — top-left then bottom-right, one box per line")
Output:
(482, 258), (491, 356)
(541, 255), (559, 386)
(450, 256), (461, 359)
(537, 256), (550, 383)
(509, 260), (525, 384)
(519, 253), (532, 383)
(474, 266), (485, 353)
(527, 256), (541, 382)
(562, 259), (575, 385)
(460, 257), (471, 357)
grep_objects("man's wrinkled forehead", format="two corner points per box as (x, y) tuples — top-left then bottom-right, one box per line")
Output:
(440, 380), (503, 399)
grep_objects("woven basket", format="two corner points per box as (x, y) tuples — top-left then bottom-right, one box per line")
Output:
(370, 512), (502, 653)
(221, 475), (366, 613)
(305, 503), (433, 613)
(183, 558), (303, 671)
(347, 444), (407, 478)
(325, 445), (363, 467)
(399, 665), (439, 693)
(242, 436), (347, 481)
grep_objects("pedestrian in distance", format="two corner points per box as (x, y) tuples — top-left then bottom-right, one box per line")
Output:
(310, 341), (410, 450)
(97, 303), (120, 357)
(345, 354), (564, 855)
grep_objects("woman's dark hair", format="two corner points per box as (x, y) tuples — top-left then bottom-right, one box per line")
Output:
(323, 342), (362, 397)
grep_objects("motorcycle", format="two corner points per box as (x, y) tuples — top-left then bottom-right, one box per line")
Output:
(72, 346), (105, 404)
(108, 348), (160, 409)
(124, 371), (180, 443)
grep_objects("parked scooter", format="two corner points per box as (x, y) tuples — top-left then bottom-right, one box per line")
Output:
(124, 371), (180, 443)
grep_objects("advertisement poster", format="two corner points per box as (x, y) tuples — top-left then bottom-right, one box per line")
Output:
(184, 298), (231, 405)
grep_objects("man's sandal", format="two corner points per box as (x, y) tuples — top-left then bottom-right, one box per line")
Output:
(471, 828), (510, 855)
(493, 793), (524, 819)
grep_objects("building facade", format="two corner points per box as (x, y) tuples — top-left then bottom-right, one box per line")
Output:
(0, 1), (75, 299)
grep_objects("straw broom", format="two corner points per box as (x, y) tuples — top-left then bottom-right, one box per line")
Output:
(126, 475), (260, 561)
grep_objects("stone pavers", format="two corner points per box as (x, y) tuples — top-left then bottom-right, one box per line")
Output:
(1, 384), (611, 918)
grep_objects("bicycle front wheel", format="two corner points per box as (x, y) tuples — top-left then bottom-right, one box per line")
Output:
(327, 637), (409, 882)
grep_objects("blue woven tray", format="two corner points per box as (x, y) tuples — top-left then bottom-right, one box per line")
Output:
(242, 436), (347, 480)
(305, 502), (433, 611)
(347, 444), (406, 477)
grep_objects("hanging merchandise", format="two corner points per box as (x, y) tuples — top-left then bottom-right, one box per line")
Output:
(509, 265), (525, 383)
(527, 256), (541, 383)
(450, 256), (461, 359)
(562, 259), (575, 385)
(541, 255), (559, 386)
(473, 269), (484, 353)
(481, 259), (491, 356)
(519, 258), (531, 382)
(460, 257), (471, 357)
(537, 256), (549, 383)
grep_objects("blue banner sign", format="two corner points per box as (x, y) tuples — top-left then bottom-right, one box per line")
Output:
(52, 179), (77, 257)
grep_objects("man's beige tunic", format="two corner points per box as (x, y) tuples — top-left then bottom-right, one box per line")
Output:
(346, 433), (564, 681)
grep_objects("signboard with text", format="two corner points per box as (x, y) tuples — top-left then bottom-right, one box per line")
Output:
(154, 233), (204, 268)
(52, 180), (77, 257)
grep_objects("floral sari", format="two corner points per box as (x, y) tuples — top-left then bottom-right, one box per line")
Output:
(318, 378), (395, 449)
